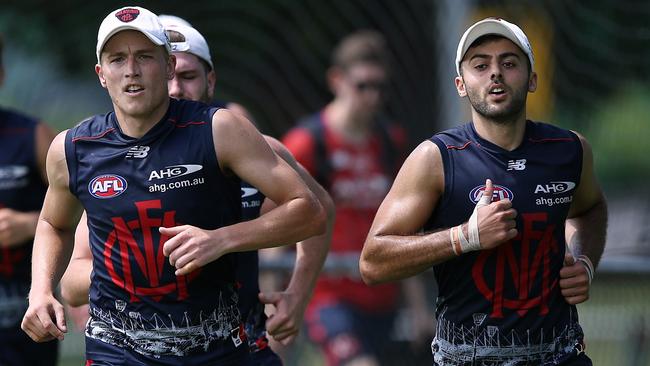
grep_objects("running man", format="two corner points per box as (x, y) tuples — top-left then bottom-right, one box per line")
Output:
(60, 18), (334, 365)
(360, 17), (607, 365)
(22, 6), (325, 365)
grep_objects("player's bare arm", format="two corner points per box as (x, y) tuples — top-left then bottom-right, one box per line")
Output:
(22, 131), (83, 342)
(560, 133), (608, 305)
(162, 109), (326, 276)
(360, 141), (453, 284)
(60, 211), (92, 307)
(259, 136), (334, 345)
(360, 140), (518, 284)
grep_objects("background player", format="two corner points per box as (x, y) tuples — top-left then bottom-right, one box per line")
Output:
(0, 32), (58, 366)
(283, 30), (434, 366)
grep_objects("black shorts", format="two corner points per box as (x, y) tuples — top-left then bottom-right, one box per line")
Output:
(0, 330), (58, 366)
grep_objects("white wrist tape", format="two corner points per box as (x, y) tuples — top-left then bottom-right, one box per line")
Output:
(454, 193), (492, 254)
(576, 255), (594, 285)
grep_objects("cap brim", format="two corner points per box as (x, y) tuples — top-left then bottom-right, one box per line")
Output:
(97, 26), (166, 63)
(456, 19), (529, 76)
(462, 22), (522, 58)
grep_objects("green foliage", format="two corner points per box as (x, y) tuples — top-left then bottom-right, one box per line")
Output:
(560, 85), (650, 190)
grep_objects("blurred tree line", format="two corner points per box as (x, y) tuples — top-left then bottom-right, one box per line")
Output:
(1, 0), (648, 189)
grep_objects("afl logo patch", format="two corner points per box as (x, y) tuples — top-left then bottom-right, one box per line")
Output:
(89, 174), (128, 199)
(469, 184), (514, 204)
(115, 8), (140, 23)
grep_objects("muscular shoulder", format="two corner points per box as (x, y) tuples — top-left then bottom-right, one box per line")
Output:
(400, 140), (444, 193)
(47, 130), (72, 188)
(412, 140), (443, 173)
(211, 108), (268, 169)
(212, 108), (250, 137)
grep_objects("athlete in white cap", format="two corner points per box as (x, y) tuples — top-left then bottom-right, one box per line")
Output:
(361, 17), (606, 365)
(21, 6), (325, 365)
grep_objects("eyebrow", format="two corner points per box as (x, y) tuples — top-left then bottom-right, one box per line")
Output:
(468, 52), (522, 62)
(104, 47), (159, 58)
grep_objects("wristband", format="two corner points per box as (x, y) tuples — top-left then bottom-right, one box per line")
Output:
(576, 255), (594, 285)
(449, 226), (461, 256)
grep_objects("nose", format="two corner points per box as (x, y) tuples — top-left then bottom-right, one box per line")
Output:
(125, 55), (141, 78)
(489, 63), (503, 83)
(168, 78), (182, 99)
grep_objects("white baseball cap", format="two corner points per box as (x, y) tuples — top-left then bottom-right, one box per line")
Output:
(455, 17), (534, 76)
(96, 6), (171, 64)
(158, 14), (193, 28)
(164, 24), (214, 70)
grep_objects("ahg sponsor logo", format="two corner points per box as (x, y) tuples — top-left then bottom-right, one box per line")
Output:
(88, 174), (128, 199)
(534, 181), (576, 195)
(148, 165), (203, 181)
(469, 184), (514, 204)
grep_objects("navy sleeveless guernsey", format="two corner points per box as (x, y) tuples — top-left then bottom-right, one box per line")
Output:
(65, 99), (247, 363)
(214, 96), (277, 360)
(0, 108), (47, 331)
(238, 181), (270, 353)
(426, 121), (585, 365)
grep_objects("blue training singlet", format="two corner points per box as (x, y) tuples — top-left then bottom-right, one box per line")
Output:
(426, 121), (585, 365)
(65, 99), (247, 363)
(0, 108), (47, 332)
(238, 181), (271, 354)
(215, 95), (279, 363)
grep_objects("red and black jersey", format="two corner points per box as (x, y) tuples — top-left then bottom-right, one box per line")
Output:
(65, 99), (246, 362)
(283, 110), (407, 313)
(426, 121), (585, 364)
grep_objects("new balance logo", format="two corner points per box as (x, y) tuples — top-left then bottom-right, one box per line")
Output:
(507, 159), (526, 171)
(126, 146), (150, 159)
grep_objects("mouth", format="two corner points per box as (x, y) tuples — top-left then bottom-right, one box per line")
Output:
(488, 86), (506, 96)
(487, 85), (508, 101)
(124, 84), (145, 95)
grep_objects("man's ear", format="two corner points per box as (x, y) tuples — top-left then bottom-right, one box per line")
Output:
(326, 66), (344, 95)
(528, 71), (538, 93)
(455, 75), (467, 97)
(206, 69), (216, 100)
(167, 54), (176, 80)
(95, 64), (107, 88)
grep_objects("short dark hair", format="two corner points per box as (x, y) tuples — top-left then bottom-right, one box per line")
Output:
(332, 30), (390, 72)
(460, 34), (531, 76)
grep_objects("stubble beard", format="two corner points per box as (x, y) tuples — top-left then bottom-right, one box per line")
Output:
(466, 82), (527, 125)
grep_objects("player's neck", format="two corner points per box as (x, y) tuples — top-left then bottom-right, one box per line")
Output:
(113, 98), (170, 139)
(325, 100), (374, 142)
(472, 113), (527, 151)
